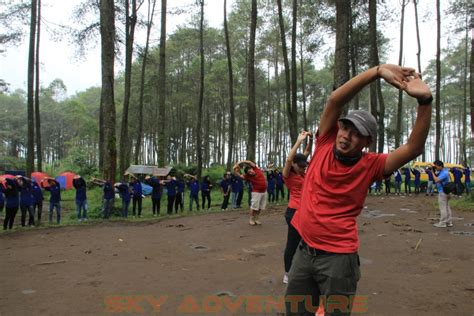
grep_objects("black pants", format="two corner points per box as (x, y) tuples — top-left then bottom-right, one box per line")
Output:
(21, 205), (35, 226)
(3, 206), (18, 230)
(405, 181), (411, 194)
(284, 208), (301, 273)
(132, 196), (142, 216)
(152, 198), (161, 215)
(276, 186), (284, 200)
(175, 192), (184, 212)
(34, 201), (42, 221)
(167, 195), (176, 214)
(201, 192), (211, 210)
(189, 195), (199, 211)
(236, 190), (243, 207)
(268, 190), (275, 202)
(385, 181), (391, 194)
(221, 194), (230, 210)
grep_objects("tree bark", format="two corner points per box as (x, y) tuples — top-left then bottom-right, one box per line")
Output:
(246, 0), (257, 161)
(34, 0), (42, 171)
(470, 9), (474, 151)
(395, 0), (407, 149)
(290, 0), (298, 144)
(157, 0), (167, 166)
(119, 0), (138, 178)
(134, 0), (156, 164)
(435, 0), (441, 160)
(276, 0), (296, 150)
(27, 0), (38, 177)
(100, 0), (117, 182)
(368, 0), (381, 153)
(196, 0), (204, 179)
(333, 0), (350, 115)
(224, 0), (235, 171)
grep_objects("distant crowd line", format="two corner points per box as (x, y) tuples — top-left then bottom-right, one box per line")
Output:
(369, 165), (471, 196)
(0, 168), (292, 230)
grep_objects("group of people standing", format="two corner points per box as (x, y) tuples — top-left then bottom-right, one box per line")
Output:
(1, 176), (62, 230)
(371, 165), (471, 197)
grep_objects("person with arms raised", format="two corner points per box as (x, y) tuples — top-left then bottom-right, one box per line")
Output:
(285, 64), (432, 315)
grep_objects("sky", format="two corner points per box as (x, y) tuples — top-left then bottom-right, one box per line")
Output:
(0, 0), (452, 97)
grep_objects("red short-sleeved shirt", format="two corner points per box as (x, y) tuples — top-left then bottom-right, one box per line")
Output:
(284, 172), (305, 209)
(292, 124), (388, 253)
(244, 166), (267, 193)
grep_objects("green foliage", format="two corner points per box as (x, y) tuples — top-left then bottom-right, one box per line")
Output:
(451, 194), (474, 213)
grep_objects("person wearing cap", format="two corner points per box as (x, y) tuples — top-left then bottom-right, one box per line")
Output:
(281, 130), (313, 284)
(432, 160), (453, 228)
(285, 64), (432, 315)
(233, 160), (267, 225)
(72, 175), (88, 222)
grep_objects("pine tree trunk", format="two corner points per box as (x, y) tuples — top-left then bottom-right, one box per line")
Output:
(157, 0), (167, 166)
(290, 0), (298, 144)
(134, 0), (156, 164)
(395, 0), (407, 149)
(27, 0), (38, 177)
(246, 0), (257, 161)
(435, 0), (441, 160)
(120, 0), (138, 178)
(34, 0), (42, 171)
(334, 0), (351, 115)
(196, 0), (204, 179)
(224, 0), (235, 171)
(277, 0), (296, 150)
(100, 0), (117, 182)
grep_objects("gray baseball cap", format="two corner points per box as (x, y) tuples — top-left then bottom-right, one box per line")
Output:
(339, 110), (377, 139)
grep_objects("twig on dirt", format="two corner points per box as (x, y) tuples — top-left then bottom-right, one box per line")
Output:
(414, 238), (423, 251)
(32, 260), (67, 266)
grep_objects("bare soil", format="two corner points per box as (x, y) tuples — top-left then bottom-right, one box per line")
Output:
(1, 195), (473, 315)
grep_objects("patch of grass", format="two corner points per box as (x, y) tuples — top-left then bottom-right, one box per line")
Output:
(451, 194), (474, 212)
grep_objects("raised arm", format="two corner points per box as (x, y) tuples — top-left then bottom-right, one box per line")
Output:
(384, 74), (432, 175)
(319, 64), (416, 136)
(282, 131), (311, 178)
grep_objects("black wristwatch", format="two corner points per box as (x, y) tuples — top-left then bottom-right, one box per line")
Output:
(417, 95), (433, 106)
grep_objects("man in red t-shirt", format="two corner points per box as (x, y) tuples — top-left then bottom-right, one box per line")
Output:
(285, 64), (432, 315)
(233, 160), (267, 225)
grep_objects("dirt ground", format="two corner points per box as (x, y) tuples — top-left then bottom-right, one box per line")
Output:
(1, 195), (474, 316)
